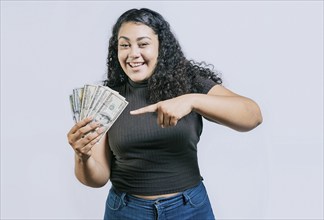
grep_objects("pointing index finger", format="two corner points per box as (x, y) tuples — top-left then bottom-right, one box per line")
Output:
(130, 104), (158, 115)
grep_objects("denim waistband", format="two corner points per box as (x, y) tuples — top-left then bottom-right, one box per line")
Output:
(111, 181), (204, 208)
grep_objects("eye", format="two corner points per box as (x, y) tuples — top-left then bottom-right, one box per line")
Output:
(119, 44), (130, 49)
(139, 42), (149, 48)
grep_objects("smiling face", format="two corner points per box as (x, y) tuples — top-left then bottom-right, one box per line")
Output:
(117, 22), (159, 83)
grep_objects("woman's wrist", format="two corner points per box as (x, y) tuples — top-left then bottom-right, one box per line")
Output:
(184, 93), (202, 113)
(75, 153), (91, 164)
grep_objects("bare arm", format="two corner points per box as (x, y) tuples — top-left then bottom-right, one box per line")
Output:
(67, 117), (111, 188)
(130, 85), (262, 132)
(74, 134), (111, 187)
(191, 85), (263, 131)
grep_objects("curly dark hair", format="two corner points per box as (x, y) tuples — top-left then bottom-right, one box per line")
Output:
(104, 8), (222, 103)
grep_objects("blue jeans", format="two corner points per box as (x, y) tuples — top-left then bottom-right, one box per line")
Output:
(104, 181), (215, 220)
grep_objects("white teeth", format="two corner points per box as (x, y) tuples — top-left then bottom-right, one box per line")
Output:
(129, 62), (143, 67)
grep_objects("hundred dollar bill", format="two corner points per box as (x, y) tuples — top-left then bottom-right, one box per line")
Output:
(79, 84), (98, 120)
(93, 93), (128, 133)
(72, 87), (84, 122)
(69, 84), (128, 138)
(69, 94), (77, 123)
(86, 86), (112, 117)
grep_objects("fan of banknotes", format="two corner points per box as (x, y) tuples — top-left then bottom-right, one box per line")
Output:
(69, 84), (128, 135)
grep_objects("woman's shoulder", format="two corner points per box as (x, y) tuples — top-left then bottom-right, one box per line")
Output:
(191, 74), (221, 94)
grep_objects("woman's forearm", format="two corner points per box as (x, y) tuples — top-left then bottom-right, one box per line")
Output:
(74, 154), (110, 188)
(130, 85), (263, 130)
(190, 93), (263, 132)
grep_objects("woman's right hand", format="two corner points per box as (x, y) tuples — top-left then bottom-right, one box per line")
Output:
(67, 116), (105, 162)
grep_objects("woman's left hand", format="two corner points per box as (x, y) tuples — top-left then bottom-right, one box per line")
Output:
(130, 94), (193, 128)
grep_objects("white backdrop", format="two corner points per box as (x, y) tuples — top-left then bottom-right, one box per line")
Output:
(1, 1), (323, 219)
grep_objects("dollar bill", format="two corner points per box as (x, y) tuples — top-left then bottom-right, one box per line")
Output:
(92, 93), (128, 132)
(79, 84), (98, 120)
(69, 94), (77, 123)
(72, 87), (84, 122)
(86, 86), (112, 117)
(69, 84), (128, 136)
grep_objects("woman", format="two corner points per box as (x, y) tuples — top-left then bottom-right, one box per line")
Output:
(67, 8), (262, 220)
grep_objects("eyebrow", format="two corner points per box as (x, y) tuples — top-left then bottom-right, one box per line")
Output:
(118, 36), (152, 41)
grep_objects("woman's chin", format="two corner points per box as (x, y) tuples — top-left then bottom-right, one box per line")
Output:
(127, 72), (151, 83)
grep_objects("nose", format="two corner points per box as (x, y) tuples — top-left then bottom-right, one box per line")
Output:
(129, 45), (140, 58)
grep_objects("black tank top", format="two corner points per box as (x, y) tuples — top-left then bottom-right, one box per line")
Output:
(108, 77), (217, 195)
